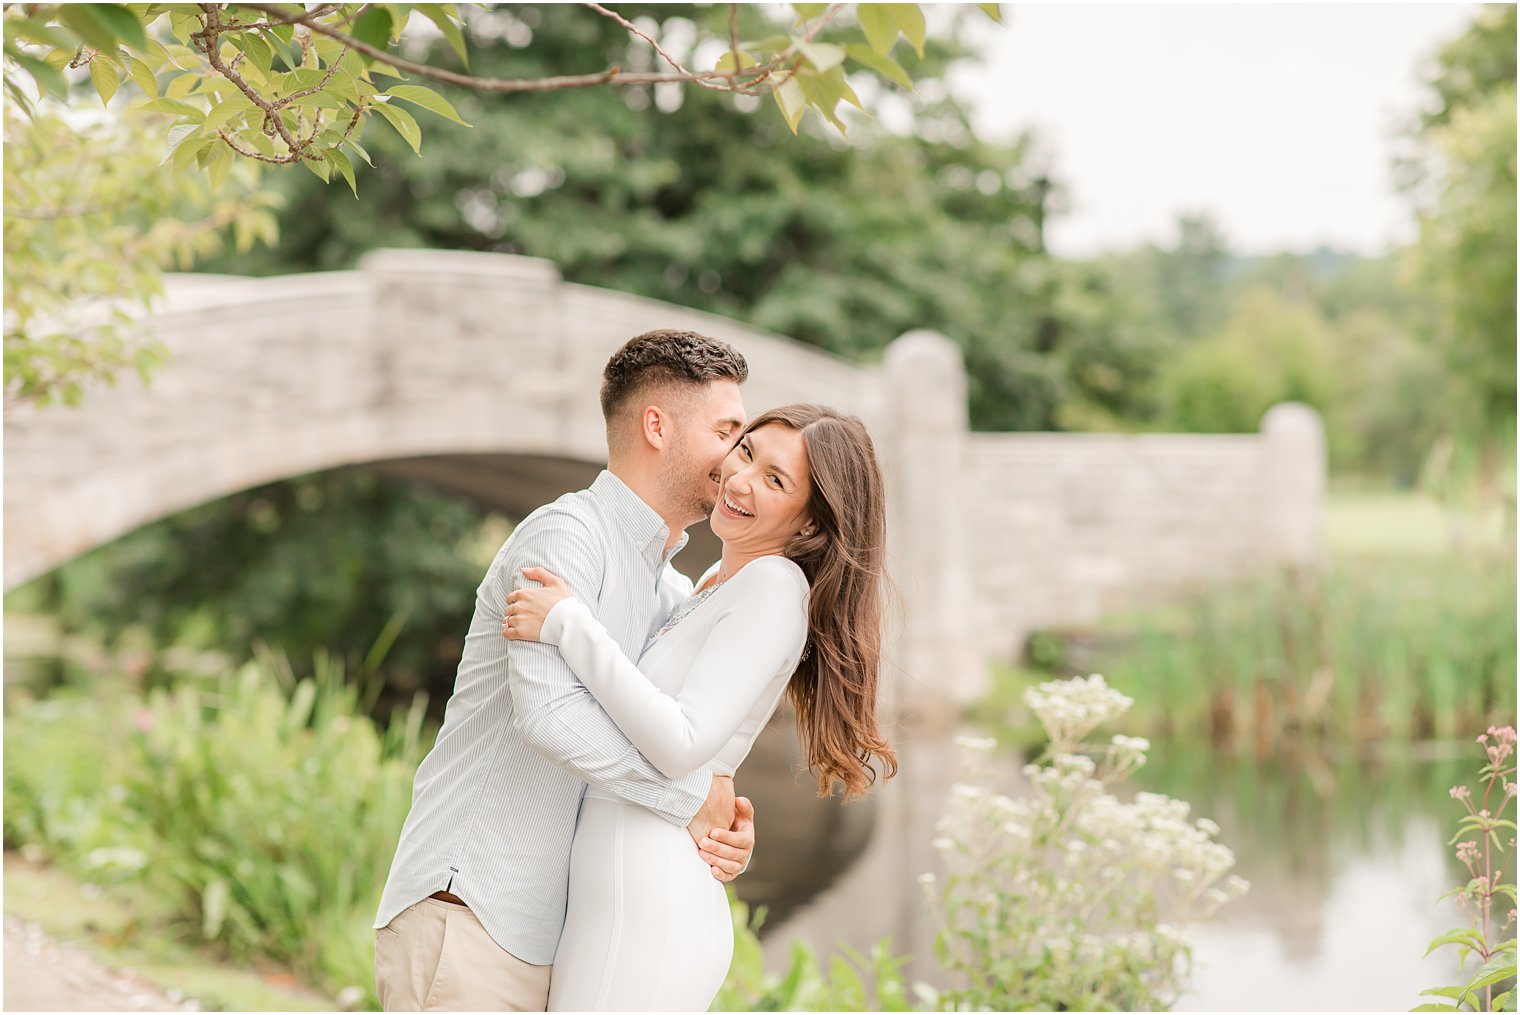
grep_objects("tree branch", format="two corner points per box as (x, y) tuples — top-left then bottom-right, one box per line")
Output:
(583, 3), (726, 92)
(236, 2), (774, 94)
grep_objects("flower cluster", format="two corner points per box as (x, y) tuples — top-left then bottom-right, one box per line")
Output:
(923, 675), (1246, 1011)
(1023, 673), (1134, 746)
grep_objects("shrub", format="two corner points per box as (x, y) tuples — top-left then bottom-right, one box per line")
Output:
(1416, 725), (1518, 1012)
(923, 675), (1248, 1011)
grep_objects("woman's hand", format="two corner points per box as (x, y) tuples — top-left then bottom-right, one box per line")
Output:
(501, 566), (573, 643)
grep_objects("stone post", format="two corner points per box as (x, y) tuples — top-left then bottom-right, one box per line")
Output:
(1260, 402), (1327, 569)
(881, 331), (984, 720)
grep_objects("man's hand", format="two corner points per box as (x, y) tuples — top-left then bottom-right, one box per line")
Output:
(688, 774), (735, 852)
(697, 796), (755, 884)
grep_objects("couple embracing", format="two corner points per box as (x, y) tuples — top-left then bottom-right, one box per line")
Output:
(373, 329), (897, 1011)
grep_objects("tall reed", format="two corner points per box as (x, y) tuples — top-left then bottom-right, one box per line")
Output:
(1038, 550), (1515, 749)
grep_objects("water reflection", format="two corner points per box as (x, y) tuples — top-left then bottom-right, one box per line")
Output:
(749, 726), (1474, 1011)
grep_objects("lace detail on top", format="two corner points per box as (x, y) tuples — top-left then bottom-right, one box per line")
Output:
(656, 580), (723, 638)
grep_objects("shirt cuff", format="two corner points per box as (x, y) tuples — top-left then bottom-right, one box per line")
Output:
(658, 768), (711, 826)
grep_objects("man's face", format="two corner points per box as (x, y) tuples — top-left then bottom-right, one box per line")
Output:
(661, 379), (747, 528)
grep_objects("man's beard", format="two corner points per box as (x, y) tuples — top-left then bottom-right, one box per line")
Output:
(661, 441), (716, 528)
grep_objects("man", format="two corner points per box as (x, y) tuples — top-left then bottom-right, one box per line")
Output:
(374, 330), (757, 1011)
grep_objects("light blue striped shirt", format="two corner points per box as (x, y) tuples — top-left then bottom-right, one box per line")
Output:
(374, 471), (711, 964)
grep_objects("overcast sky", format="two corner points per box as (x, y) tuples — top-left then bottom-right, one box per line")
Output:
(948, 3), (1485, 258)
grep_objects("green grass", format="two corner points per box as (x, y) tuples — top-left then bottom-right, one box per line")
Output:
(3, 852), (336, 1012)
(1323, 483), (1508, 557)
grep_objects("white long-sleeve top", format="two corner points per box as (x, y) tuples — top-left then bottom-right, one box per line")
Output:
(541, 553), (811, 781)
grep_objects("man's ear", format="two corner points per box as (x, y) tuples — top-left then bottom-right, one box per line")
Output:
(641, 404), (668, 450)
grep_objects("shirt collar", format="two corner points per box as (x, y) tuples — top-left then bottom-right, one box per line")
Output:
(591, 470), (689, 570)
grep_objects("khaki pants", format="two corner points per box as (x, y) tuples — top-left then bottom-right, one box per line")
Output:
(375, 897), (552, 1012)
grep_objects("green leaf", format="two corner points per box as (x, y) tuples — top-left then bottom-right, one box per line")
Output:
(1426, 928), (1488, 957)
(4, 17), (76, 49)
(1421, 986), (1477, 1002)
(888, 4), (926, 58)
(417, 5), (468, 66)
(137, 96), (203, 118)
(798, 65), (850, 132)
(772, 77), (805, 133)
(798, 41), (846, 73)
(206, 140), (234, 190)
(344, 135), (374, 166)
(715, 50), (759, 74)
(326, 147), (359, 197)
(350, 6), (393, 51)
(234, 31), (274, 79)
(1411, 1005), (1459, 1012)
(977, 3), (1004, 22)
(171, 134), (212, 172)
(384, 84), (469, 126)
(1462, 952), (1519, 997)
(857, 5), (900, 56)
(301, 152), (332, 181)
(201, 96), (253, 132)
(8, 50), (68, 102)
(372, 100), (421, 155)
(845, 43), (912, 89)
(159, 121), (199, 163)
(793, 3), (830, 18)
(89, 57), (121, 106)
(128, 55), (159, 96)
(1495, 988), (1516, 1012)
(70, 4), (149, 52)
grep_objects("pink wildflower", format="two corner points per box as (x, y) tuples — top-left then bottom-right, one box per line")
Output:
(133, 708), (155, 734)
(1479, 734), (1490, 745)
(1507, 783), (1518, 799)
(1450, 785), (1472, 801)
(1456, 841), (1480, 865)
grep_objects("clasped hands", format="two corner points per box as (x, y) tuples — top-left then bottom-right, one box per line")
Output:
(501, 566), (756, 883)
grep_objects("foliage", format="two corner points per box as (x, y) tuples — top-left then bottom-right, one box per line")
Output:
(715, 893), (912, 1012)
(4, 4), (973, 179)
(2, 100), (279, 406)
(3, 649), (432, 1007)
(2, 2), (987, 406)
(922, 677), (1247, 1011)
(1415, 726), (1518, 1012)
(1401, 5), (1517, 496)
(1162, 285), (1337, 435)
(2, 688), (145, 866)
(8, 469), (500, 708)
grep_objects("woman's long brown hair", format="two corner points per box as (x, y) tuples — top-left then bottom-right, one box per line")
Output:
(739, 404), (898, 800)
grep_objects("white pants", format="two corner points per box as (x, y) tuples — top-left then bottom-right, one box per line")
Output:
(548, 795), (733, 1011)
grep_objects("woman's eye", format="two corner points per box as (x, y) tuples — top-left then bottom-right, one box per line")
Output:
(770, 476), (782, 489)
(740, 443), (752, 459)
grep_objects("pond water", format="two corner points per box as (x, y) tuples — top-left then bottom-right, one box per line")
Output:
(740, 725), (1478, 1012)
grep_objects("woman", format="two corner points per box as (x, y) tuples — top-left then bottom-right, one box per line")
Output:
(501, 403), (897, 1011)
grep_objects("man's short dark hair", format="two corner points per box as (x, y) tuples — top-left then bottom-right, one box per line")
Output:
(600, 329), (748, 429)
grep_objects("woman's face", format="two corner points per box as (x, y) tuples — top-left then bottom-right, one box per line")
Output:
(710, 423), (812, 552)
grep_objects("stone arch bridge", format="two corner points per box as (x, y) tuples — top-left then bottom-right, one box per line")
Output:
(4, 249), (1326, 709)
